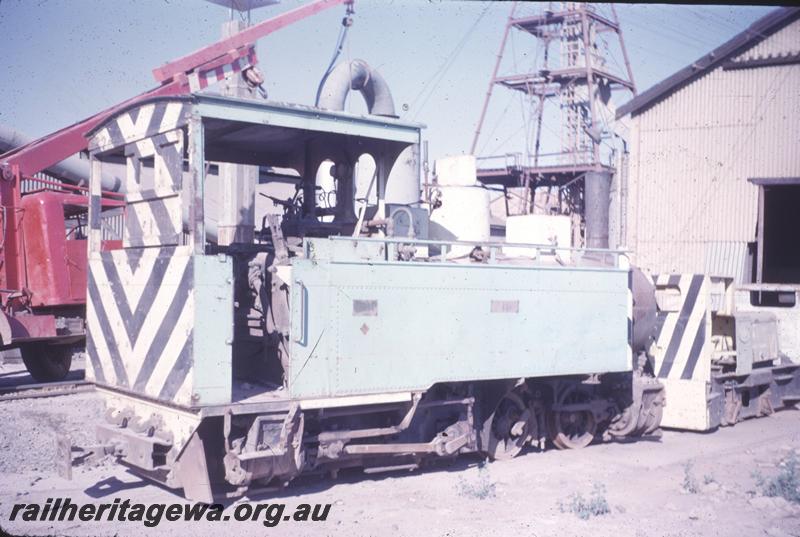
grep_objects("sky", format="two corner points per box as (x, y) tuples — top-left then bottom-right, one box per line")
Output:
(0, 1), (776, 165)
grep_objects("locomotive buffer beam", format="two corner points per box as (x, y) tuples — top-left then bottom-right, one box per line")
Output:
(95, 424), (172, 472)
(57, 428), (153, 481)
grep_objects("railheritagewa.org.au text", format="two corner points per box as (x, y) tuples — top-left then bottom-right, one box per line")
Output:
(9, 497), (332, 527)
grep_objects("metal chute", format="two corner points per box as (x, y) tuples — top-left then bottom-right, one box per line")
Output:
(317, 59), (397, 117)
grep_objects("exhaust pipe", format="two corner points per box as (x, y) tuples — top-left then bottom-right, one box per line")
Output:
(317, 59), (396, 117)
(584, 170), (612, 250)
(315, 60), (419, 205)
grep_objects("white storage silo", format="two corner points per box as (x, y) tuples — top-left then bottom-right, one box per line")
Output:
(429, 156), (491, 257)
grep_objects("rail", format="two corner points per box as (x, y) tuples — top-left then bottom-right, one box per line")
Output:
(0, 379), (93, 402)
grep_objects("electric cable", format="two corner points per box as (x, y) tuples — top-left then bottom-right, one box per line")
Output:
(314, 3), (355, 107)
(410, 2), (492, 120)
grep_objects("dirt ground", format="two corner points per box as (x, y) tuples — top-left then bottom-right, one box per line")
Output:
(0, 359), (799, 537)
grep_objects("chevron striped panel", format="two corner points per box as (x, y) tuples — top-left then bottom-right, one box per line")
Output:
(90, 101), (190, 153)
(652, 274), (712, 382)
(124, 195), (182, 248)
(123, 129), (184, 248)
(86, 246), (195, 406)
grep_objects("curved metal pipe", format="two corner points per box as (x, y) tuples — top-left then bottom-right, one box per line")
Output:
(316, 60), (420, 206)
(317, 59), (396, 117)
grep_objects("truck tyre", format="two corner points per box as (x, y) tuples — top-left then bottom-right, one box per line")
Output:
(20, 344), (72, 382)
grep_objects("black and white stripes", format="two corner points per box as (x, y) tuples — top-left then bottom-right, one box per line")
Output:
(86, 246), (195, 405)
(90, 101), (190, 153)
(86, 100), (197, 405)
(124, 127), (185, 248)
(652, 274), (711, 382)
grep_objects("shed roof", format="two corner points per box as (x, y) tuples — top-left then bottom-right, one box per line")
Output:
(616, 6), (800, 119)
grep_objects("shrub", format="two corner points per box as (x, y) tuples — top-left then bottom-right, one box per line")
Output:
(456, 461), (497, 500)
(559, 484), (611, 520)
(682, 461), (699, 494)
(756, 452), (800, 504)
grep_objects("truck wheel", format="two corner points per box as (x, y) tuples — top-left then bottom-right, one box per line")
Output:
(20, 344), (72, 382)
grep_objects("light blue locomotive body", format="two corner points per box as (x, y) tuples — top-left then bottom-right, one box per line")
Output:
(288, 237), (631, 399)
(78, 93), (660, 502)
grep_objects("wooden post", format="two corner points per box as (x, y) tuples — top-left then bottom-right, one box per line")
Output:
(189, 115), (205, 254)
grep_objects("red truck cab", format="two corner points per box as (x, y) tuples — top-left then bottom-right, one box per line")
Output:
(0, 187), (122, 381)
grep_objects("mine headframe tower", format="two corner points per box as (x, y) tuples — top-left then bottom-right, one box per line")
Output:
(471, 2), (636, 247)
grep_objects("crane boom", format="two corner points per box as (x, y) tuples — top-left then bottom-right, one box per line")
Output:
(154, 0), (348, 84)
(0, 0), (350, 180)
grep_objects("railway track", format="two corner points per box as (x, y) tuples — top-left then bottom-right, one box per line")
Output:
(0, 379), (94, 401)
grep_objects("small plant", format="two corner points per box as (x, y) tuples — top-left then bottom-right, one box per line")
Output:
(456, 461), (496, 500)
(703, 474), (716, 485)
(558, 484), (611, 520)
(682, 461), (699, 494)
(755, 452), (800, 504)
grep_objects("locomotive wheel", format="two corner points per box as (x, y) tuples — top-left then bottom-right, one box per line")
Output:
(20, 343), (72, 382)
(483, 391), (530, 460)
(550, 387), (596, 450)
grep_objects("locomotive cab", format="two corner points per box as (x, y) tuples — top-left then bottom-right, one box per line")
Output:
(85, 93), (423, 403)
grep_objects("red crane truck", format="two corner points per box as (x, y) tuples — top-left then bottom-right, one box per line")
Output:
(0, 0), (351, 381)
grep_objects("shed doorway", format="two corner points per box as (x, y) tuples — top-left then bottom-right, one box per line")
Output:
(755, 180), (800, 284)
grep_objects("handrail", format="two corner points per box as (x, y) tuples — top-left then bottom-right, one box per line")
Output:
(327, 234), (629, 255)
(318, 235), (630, 270)
(737, 283), (800, 292)
(20, 174), (125, 200)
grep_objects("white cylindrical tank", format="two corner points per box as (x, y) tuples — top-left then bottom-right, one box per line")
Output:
(385, 144), (420, 205)
(429, 185), (491, 257)
(504, 214), (573, 263)
(435, 154), (477, 187)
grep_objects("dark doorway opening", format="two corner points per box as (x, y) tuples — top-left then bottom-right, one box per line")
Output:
(762, 184), (800, 283)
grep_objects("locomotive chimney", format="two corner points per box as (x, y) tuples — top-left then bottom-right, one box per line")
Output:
(584, 170), (612, 249)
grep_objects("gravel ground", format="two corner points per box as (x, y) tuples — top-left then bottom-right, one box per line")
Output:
(0, 378), (798, 537)
(0, 393), (106, 475)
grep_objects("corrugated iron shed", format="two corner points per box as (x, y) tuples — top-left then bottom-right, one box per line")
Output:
(616, 7), (800, 282)
(617, 7), (800, 119)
